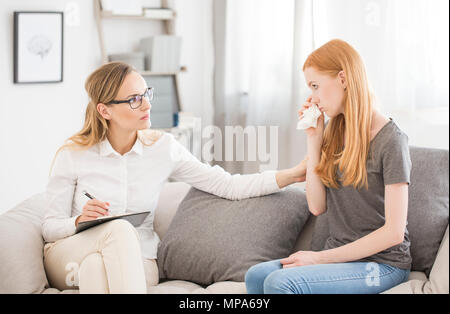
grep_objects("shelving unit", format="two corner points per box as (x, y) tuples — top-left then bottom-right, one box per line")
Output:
(92, 1), (201, 158)
(93, 0), (185, 116)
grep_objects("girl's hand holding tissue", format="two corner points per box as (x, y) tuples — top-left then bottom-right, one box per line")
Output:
(297, 97), (325, 142)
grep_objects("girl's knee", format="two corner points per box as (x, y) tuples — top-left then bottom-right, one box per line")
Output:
(263, 270), (298, 294)
(245, 264), (260, 283)
(245, 263), (270, 294)
(245, 262), (271, 285)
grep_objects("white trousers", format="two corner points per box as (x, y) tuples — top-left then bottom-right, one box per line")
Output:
(43, 219), (159, 294)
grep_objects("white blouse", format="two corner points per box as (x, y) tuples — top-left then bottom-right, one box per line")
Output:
(42, 130), (281, 259)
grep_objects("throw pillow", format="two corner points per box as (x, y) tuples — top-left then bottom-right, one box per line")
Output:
(157, 186), (310, 286)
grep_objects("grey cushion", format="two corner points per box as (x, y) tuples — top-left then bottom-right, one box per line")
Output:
(311, 146), (449, 276)
(157, 187), (310, 286)
(0, 193), (48, 293)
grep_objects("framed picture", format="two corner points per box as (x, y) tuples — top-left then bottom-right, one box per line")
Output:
(14, 11), (64, 84)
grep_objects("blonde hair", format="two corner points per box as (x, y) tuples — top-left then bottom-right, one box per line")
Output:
(303, 39), (375, 190)
(49, 62), (161, 176)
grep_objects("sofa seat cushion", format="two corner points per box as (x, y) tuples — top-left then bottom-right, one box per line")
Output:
(41, 280), (247, 294)
(147, 280), (205, 294)
(146, 280), (246, 294)
(42, 288), (79, 294)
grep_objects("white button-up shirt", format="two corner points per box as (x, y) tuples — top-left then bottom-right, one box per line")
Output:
(42, 131), (281, 259)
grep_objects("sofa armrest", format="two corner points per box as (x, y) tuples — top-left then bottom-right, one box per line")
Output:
(154, 181), (191, 239)
(383, 225), (449, 294)
(427, 225), (449, 293)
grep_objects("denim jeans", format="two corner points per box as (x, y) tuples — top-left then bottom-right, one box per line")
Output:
(245, 259), (410, 294)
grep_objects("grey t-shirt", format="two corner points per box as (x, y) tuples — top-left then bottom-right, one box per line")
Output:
(323, 118), (412, 270)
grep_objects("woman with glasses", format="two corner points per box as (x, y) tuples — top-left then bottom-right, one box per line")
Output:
(42, 62), (308, 294)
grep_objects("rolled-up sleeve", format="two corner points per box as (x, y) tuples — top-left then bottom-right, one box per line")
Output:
(42, 148), (79, 243)
(168, 135), (281, 200)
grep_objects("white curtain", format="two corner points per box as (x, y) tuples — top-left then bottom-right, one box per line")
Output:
(214, 0), (297, 173)
(310, 0), (449, 149)
(214, 0), (449, 175)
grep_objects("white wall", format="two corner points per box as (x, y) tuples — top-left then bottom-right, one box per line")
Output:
(0, 0), (214, 213)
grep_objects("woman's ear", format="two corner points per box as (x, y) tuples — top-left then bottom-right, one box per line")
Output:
(338, 71), (347, 90)
(97, 103), (112, 121)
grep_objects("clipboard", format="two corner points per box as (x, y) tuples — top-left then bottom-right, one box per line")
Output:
(75, 211), (151, 233)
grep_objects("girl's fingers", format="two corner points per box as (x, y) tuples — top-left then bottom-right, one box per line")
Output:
(280, 256), (293, 264)
(298, 103), (311, 115)
(298, 100), (316, 118)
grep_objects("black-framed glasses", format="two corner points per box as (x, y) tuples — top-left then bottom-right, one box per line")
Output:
(107, 87), (153, 109)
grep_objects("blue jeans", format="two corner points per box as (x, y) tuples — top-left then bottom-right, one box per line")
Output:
(245, 260), (410, 294)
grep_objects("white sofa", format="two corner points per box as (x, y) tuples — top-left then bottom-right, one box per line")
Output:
(1, 180), (446, 294)
(0, 147), (448, 294)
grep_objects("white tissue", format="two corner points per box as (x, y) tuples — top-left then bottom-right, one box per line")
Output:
(297, 104), (322, 130)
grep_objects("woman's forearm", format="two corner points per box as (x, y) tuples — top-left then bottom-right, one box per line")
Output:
(305, 139), (327, 216)
(317, 226), (404, 264)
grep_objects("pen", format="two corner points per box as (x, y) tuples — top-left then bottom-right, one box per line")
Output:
(83, 190), (96, 200)
(83, 190), (110, 216)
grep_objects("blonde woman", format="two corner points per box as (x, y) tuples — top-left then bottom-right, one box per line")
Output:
(42, 62), (308, 294)
(245, 39), (411, 294)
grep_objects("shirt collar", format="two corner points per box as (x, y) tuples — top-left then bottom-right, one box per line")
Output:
(98, 136), (143, 157)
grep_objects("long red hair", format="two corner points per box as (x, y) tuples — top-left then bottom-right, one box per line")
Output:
(303, 39), (375, 190)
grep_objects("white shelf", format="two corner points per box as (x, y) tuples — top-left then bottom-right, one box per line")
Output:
(100, 11), (175, 21)
(94, 0), (184, 111)
(140, 67), (187, 76)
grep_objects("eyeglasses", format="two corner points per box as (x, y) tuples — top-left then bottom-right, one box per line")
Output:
(107, 87), (153, 110)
